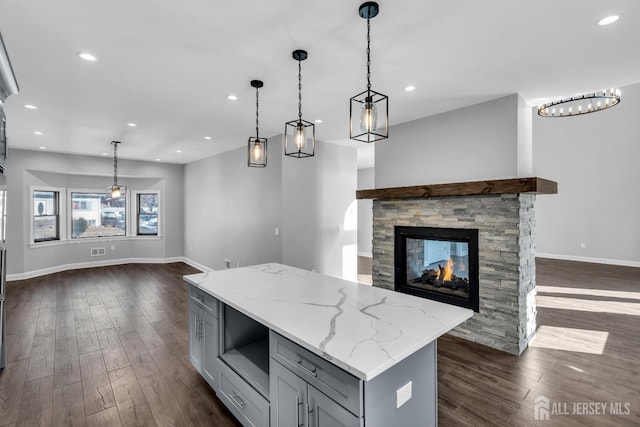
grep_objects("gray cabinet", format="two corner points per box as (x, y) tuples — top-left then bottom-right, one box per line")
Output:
(202, 309), (218, 389)
(187, 286), (437, 427)
(308, 385), (362, 427)
(271, 359), (361, 427)
(188, 285), (219, 391)
(188, 303), (203, 372)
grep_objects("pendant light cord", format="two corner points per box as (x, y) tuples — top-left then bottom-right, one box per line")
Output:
(255, 86), (260, 139)
(112, 141), (118, 186)
(298, 60), (302, 123)
(366, 17), (371, 92)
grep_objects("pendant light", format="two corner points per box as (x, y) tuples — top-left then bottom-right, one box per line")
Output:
(284, 49), (315, 158)
(248, 80), (267, 167)
(109, 140), (121, 198)
(350, 1), (388, 143)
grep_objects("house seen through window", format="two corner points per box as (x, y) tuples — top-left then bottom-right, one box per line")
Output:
(71, 190), (126, 238)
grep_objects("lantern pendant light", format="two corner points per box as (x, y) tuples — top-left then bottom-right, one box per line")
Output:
(248, 80), (267, 167)
(284, 49), (315, 158)
(350, 1), (388, 143)
(109, 140), (122, 198)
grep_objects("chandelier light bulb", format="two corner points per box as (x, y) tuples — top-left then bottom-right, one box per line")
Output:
(295, 125), (305, 150)
(253, 142), (262, 161)
(111, 186), (121, 199)
(360, 98), (378, 133)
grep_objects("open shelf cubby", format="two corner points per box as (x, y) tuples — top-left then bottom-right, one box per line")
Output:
(220, 304), (270, 399)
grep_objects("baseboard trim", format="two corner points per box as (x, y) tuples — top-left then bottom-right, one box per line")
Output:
(6, 256), (213, 282)
(357, 251), (373, 258)
(537, 253), (640, 268)
(180, 257), (215, 273)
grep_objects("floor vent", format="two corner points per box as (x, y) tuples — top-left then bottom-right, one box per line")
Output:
(91, 247), (106, 257)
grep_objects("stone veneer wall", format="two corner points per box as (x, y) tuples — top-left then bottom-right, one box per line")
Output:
(372, 194), (536, 355)
(406, 238), (425, 281)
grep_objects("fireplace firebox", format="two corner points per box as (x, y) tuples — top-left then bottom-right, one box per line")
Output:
(394, 226), (479, 312)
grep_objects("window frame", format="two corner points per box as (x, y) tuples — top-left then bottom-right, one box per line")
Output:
(31, 186), (66, 244)
(68, 187), (129, 240)
(132, 190), (161, 237)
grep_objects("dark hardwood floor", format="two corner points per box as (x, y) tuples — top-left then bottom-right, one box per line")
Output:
(1, 260), (639, 426)
(1, 263), (240, 427)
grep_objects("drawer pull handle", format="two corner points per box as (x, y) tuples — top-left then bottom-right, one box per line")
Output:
(296, 396), (303, 427)
(307, 404), (314, 427)
(296, 359), (317, 377)
(229, 392), (246, 410)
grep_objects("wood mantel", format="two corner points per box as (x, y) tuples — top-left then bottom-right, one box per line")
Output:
(356, 177), (557, 200)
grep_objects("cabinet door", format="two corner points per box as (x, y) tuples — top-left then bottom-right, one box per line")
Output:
(308, 385), (362, 427)
(189, 303), (203, 373)
(202, 310), (218, 390)
(270, 360), (307, 427)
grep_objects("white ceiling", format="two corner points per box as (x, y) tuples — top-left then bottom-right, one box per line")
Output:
(1, 0), (639, 166)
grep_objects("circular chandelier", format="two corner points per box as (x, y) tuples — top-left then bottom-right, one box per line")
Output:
(537, 88), (621, 118)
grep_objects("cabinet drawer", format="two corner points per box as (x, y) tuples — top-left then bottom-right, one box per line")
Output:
(189, 285), (218, 317)
(219, 361), (270, 427)
(270, 332), (362, 417)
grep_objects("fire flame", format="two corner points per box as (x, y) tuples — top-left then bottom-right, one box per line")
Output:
(442, 258), (454, 282)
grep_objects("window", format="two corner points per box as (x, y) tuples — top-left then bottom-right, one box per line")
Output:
(137, 193), (158, 235)
(33, 190), (59, 242)
(71, 190), (126, 238)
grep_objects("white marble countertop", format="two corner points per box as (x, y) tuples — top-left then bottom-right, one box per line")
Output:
(184, 263), (473, 381)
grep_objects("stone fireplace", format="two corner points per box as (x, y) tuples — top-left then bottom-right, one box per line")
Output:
(357, 177), (557, 355)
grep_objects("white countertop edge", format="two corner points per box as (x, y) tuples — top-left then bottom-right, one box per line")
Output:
(183, 271), (473, 381)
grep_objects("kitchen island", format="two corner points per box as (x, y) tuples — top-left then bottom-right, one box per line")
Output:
(184, 263), (472, 427)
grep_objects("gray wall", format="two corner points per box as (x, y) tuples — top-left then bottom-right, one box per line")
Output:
(6, 149), (184, 276)
(183, 140), (283, 270)
(357, 167), (374, 257)
(533, 82), (640, 264)
(282, 142), (358, 281)
(375, 94), (519, 187)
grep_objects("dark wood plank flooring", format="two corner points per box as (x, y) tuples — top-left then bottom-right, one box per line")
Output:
(1, 263), (240, 427)
(1, 260), (639, 426)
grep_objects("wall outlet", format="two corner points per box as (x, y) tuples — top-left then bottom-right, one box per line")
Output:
(274, 228), (280, 236)
(224, 259), (230, 269)
(110, 245), (116, 251)
(396, 381), (412, 409)
(580, 242), (586, 249)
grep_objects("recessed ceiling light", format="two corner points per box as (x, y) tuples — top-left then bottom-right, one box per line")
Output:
(314, 119), (323, 123)
(227, 95), (238, 101)
(101, 152), (108, 156)
(405, 85), (416, 92)
(33, 131), (43, 135)
(77, 52), (98, 62)
(204, 136), (212, 140)
(127, 123), (137, 127)
(155, 158), (161, 161)
(176, 150), (182, 153)
(24, 104), (38, 110)
(597, 15), (620, 26)
(39, 146), (47, 150)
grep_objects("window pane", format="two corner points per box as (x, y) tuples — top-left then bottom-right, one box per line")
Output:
(34, 216), (58, 241)
(71, 190), (126, 238)
(137, 193), (158, 235)
(33, 191), (59, 241)
(34, 191), (57, 215)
